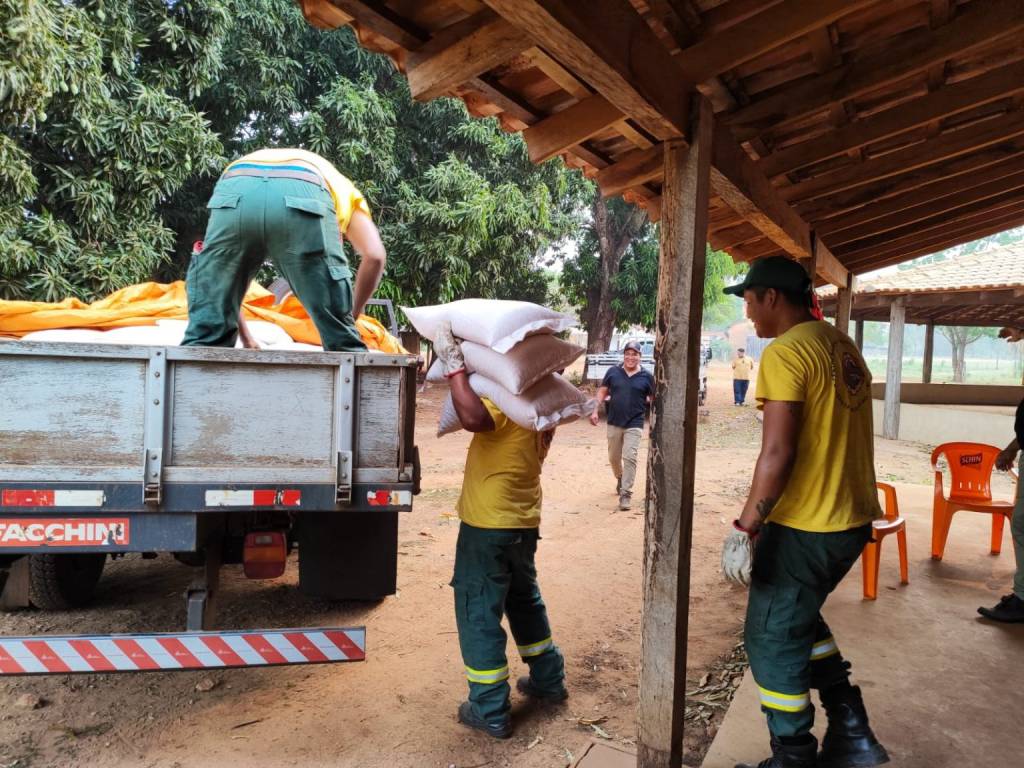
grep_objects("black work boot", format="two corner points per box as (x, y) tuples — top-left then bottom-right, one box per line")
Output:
(457, 701), (512, 739)
(818, 685), (889, 768)
(516, 675), (568, 703)
(736, 735), (818, 768)
(978, 593), (1024, 623)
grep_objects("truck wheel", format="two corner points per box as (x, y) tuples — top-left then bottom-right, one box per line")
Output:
(28, 554), (106, 610)
(298, 512), (398, 601)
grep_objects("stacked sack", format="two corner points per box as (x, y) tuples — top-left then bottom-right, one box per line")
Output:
(402, 299), (595, 435)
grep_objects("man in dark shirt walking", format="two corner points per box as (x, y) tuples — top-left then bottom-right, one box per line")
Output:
(590, 341), (655, 511)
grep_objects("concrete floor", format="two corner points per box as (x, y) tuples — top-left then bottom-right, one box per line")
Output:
(703, 482), (1023, 768)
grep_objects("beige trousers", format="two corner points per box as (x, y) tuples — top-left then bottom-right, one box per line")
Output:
(607, 425), (644, 496)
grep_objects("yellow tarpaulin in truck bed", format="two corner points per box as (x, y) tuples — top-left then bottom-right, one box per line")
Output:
(0, 281), (406, 353)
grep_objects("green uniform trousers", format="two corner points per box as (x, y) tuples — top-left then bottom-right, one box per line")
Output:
(451, 522), (565, 724)
(182, 174), (365, 351)
(744, 522), (871, 738)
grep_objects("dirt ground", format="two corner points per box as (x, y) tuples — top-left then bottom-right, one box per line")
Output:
(0, 363), (937, 768)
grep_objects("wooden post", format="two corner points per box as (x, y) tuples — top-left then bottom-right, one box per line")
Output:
(637, 97), (712, 768)
(835, 274), (855, 335)
(855, 319), (865, 351)
(922, 322), (934, 384)
(882, 298), (906, 440)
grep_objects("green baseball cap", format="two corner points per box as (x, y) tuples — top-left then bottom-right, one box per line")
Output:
(723, 255), (811, 296)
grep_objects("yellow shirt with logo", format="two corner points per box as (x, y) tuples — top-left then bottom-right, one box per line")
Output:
(457, 400), (552, 529)
(227, 148), (371, 234)
(732, 356), (755, 381)
(756, 321), (882, 533)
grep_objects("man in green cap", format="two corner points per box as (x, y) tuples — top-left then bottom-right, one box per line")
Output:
(182, 148), (386, 351)
(720, 256), (889, 768)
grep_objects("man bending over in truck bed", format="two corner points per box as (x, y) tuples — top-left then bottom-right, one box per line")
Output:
(432, 322), (568, 739)
(182, 148), (386, 351)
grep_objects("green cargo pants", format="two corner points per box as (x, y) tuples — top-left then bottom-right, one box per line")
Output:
(744, 522), (872, 738)
(451, 522), (565, 724)
(182, 174), (365, 351)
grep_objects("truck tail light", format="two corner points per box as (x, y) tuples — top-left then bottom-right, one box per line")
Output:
(243, 532), (287, 579)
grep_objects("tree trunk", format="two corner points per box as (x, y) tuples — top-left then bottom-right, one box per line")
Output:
(585, 193), (649, 354)
(951, 340), (966, 383)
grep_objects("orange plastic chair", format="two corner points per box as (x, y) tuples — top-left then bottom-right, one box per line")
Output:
(930, 442), (1018, 561)
(861, 482), (908, 600)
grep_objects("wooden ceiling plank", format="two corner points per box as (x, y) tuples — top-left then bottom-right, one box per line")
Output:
(797, 142), (1024, 223)
(724, 0), (1024, 142)
(675, 0), (877, 84)
(701, 0), (786, 35)
(407, 11), (533, 101)
(523, 94), (625, 163)
(522, 48), (592, 99)
(824, 167), (1024, 246)
(481, 0), (690, 139)
(782, 109), (1024, 204)
(844, 211), (1024, 272)
(759, 59), (1024, 178)
(841, 196), (1024, 264)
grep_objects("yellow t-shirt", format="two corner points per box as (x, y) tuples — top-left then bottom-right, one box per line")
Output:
(732, 356), (755, 381)
(756, 321), (882, 533)
(226, 148), (371, 234)
(457, 400), (552, 529)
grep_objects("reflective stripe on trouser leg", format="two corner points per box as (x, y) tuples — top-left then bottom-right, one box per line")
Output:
(517, 636), (553, 659)
(465, 664), (509, 685)
(757, 686), (811, 713)
(811, 635), (839, 661)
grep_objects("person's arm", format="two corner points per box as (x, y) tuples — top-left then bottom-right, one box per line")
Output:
(449, 372), (495, 433)
(345, 210), (386, 318)
(737, 400), (803, 533)
(590, 385), (609, 425)
(237, 310), (260, 349)
(996, 438), (1020, 471)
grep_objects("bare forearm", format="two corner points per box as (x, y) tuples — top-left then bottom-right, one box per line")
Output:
(739, 449), (796, 531)
(449, 373), (494, 432)
(1006, 438), (1020, 453)
(352, 255), (384, 319)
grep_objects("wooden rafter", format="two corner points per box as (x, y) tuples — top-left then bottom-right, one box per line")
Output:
(724, 0), (1024, 142)
(522, 94), (623, 163)
(758, 58), (1024, 178)
(407, 11), (532, 101)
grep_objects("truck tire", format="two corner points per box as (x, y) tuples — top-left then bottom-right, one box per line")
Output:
(298, 512), (398, 601)
(28, 554), (106, 610)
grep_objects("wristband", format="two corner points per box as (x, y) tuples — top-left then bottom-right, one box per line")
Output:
(733, 519), (759, 538)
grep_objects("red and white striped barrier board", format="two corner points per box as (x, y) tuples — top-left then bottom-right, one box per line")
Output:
(2, 489), (106, 507)
(0, 627), (365, 676)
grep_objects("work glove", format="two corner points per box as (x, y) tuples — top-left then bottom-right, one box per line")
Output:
(433, 321), (467, 378)
(721, 521), (757, 586)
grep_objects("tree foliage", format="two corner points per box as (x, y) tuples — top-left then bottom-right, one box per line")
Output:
(1, 0), (229, 300)
(3, 0), (591, 307)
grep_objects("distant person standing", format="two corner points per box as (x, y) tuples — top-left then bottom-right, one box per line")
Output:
(732, 348), (755, 406)
(589, 341), (655, 511)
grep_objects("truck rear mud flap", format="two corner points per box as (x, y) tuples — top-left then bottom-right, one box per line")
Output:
(0, 627), (365, 676)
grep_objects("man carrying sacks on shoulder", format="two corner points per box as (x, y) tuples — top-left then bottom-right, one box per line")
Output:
(720, 257), (889, 768)
(433, 322), (568, 739)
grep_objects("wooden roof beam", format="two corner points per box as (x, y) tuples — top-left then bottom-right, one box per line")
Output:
(797, 142), (1024, 223)
(760, 58), (1024, 178)
(481, 0), (689, 140)
(783, 109), (1024, 204)
(725, 0), (1024, 142)
(823, 167), (1024, 246)
(846, 210), (1024, 272)
(407, 11), (533, 101)
(523, 95), (624, 163)
(674, 0), (878, 84)
(842, 200), (1024, 267)
(816, 154), (1024, 237)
